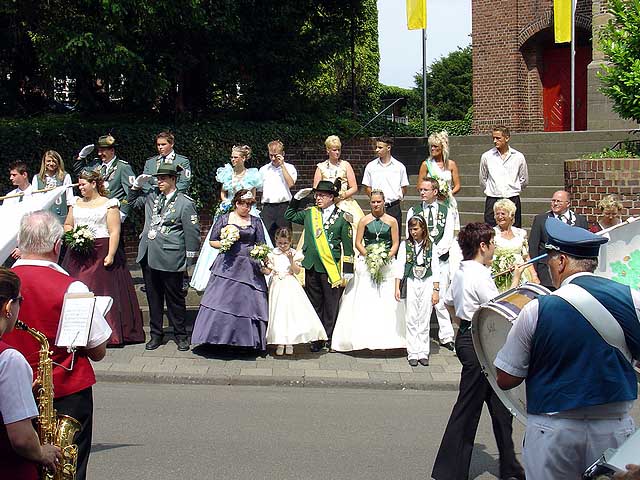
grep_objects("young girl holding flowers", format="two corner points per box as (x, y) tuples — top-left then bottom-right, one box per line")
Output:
(395, 215), (441, 366)
(264, 228), (327, 356)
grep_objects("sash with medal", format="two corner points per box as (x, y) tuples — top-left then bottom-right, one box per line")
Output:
(148, 193), (175, 240)
(310, 207), (342, 287)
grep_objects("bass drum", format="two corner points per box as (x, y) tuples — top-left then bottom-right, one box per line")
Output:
(471, 283), (551, 425)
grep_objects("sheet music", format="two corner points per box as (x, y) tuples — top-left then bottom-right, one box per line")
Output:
(56, 293), (96, 348)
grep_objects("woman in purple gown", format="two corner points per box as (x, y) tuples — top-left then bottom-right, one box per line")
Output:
(191, 189), (269, 350)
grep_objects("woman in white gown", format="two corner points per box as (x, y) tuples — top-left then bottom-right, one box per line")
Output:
(190, 145), (272, 291)
(332, 190), (406, 352)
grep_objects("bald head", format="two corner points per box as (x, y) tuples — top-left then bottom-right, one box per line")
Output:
(550, 190), (571, 215)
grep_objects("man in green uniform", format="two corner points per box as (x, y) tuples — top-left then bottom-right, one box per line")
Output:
(128, 164), (200, 351)
(285, 180), (354, 351)
(73, 134), (136, 221)
(142, 131), (191, 194)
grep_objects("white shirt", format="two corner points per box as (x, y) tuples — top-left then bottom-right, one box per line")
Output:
(322, 204), (336, 224)
(2, 184), (34, 206)
(479, 146), (529, 197)
(554, 210), (576, 225)
(32, 173), (75, 206)
(0, 348), (38, 424)
(361, 156), (409, 202)
(258, 162), (297, 203)
(405, 201), (455, 257)
(13, 259), (112, 348)
(444, 260), (498, 321)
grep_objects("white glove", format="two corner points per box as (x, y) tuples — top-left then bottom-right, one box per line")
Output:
(132, 174), (153, 189)
(343, 273), (354, 283)
(294, 188), (313, 200)
(78, 144), (95, 159)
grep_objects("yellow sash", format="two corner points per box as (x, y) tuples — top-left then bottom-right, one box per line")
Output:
(310, 207), (342, 287)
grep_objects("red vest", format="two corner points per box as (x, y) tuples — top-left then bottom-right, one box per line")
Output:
(4, 265), (96, 398)
(0, 341), (39, 480)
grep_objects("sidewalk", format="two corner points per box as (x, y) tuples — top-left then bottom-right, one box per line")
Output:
(97, 334), (461, 391)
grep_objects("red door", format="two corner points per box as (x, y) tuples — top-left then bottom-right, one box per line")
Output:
(541, 46), (591, 131)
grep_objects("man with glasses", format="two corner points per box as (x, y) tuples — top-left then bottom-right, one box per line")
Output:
(529, 190), (588, 289)
(285, 180), (354, 351)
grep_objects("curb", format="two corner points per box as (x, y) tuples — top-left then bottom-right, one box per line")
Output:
(96, 370), (459, 391)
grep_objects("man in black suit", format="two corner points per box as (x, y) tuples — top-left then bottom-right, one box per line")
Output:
(528, 190), (588, 288)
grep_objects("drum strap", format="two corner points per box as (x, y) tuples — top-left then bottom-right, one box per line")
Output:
(553, 284), (633, 364)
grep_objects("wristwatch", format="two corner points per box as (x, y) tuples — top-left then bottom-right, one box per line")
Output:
(433, 287), (440, 291)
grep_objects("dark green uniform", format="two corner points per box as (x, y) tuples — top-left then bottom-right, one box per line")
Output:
(142, 152), (191, 194)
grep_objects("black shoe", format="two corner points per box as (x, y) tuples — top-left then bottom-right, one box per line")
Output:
(176, 338), (190, 351)
(419, 357), (429, 366)
(408, 359), (419, 367)
(145, 337), (163, 350)
(440, 341), (455, 352)
(310, 341), (323, 353)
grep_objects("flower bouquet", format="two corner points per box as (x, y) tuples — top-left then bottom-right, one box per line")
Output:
(250, 243), (271, 265)
(219, 224), (240, 252)
(491, 248), (517, 292)
(214, 200), (232, 219)
(365, 243), (392, 285)
(63, 225), (95, 256)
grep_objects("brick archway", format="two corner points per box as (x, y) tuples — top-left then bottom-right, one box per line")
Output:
(518, 10), (592, 48)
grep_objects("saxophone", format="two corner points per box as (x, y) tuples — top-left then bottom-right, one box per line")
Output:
(16, 320), (81, 480)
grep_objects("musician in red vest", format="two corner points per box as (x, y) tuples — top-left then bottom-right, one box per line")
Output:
(0, 267), (62, 480)
(3, 210), (111, 480)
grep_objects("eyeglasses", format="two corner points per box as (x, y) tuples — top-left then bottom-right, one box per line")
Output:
(551, 199), (568, 204)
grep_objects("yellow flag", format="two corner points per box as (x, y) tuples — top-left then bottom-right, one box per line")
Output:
(554, 0), (572, 43)
(406, 0), (426, 30)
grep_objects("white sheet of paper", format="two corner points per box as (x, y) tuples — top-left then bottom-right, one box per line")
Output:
(56, 293), (96, 348)
(603, 429), (640, 472)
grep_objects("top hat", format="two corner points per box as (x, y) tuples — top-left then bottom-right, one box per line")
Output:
(544, 217), (608, 258)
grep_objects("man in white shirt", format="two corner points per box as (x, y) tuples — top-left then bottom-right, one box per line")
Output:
(362, 136), (409, 231)
(405, 177), (455, 350)
(432, 222), (525, 480)
(3, 162), (34, 265)
(479, 126), (529, 228)
(259, 140), (297, 243)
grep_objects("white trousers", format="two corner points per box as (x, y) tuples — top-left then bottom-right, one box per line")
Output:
(405, 276), (434, 360)
(433, 259), (454, 343)
(523, 413), (635, 480)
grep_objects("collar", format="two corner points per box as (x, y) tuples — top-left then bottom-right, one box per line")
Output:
(322, 204), (336, 216)
(163, 189), (177, 202)
(423, 200), (438, 209)
(161, 150), (175, 159)
(560, 271), (594, 287)
(492, 147), (514, 156)
(376, 155), (397, 166)
(14, 258), (70, 276)
(13, 184), (32, 193)
(102, 156), (117, 169)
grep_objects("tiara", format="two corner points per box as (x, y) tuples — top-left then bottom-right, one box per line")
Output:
(240, 191), (254, 201)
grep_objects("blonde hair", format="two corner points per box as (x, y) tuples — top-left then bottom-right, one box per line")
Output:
(267, 140), (284, 153)
(493, 198), (516, 218)
(38, 150), (66, 182)
(598, 194), (623, 212)
(428, 130), (450, 168)
(325, 135), (342, 150)
(232, 144), (252, 160)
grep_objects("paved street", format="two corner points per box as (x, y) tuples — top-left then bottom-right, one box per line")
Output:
(91, 383), (523, 480)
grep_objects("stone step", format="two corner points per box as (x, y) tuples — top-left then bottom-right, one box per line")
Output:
(456, 196), (548, 214)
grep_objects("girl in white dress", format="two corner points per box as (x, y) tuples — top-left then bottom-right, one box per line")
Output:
(265, 227), (327, 356)
(395, 215), (441, 366)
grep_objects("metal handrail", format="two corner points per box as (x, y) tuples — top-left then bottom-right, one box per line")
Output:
(347, 98), (405, 142)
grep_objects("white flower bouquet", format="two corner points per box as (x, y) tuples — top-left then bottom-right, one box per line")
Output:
(365, 243), (392, 285)
(219, 224), (240, 252)
(250, 243), (271, 264)
(63, 225), (95, 256)
(491, 248), (517, 291)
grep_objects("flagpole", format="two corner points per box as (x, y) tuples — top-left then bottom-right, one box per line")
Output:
(422, 26), (428, 137)
(570, 0), (576, 131)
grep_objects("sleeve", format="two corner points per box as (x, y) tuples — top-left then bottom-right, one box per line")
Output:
(287, 164), (298, 183)
(293, 249), (304, 264)
(215, 164), (233, 192)
(72, 157), (89, 178)
(361, 163), (372, 187)
(284, 200), (307, 225)
(63, 173), (75, 206)
(494, 299), (538, 378)
(127, 185), (147, 210)
(431, 248), (441, 283)
(0, 350), (39, 424)
(210, 213), (228, 241)
(119, 163), (135, 217)
(176, 156), (192, 193)
(405, 207), (414, 239)
(106, 197), (120, 209)
(479, 153), (488, 189)
(394, 241), (407, 279)
(253, 215), (266, 244)
(31, 174), (38, 186)
(517, 228), (529, 257)
(528, 216), (542, 259)
(181, 199), (201, 264)
(478, 270), (500, 303)
(518, 154), (529, 189)
(245, 168), (263, 190)
(400, 164), (410, 187)
(436, 207), (455, 257)
(341, 217), (354, 274)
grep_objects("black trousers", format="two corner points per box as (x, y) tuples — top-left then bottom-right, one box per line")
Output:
(304, 268), (344, 340)
(141, 258), (187, 339)
(260, 202), (291, 244)
(432, 331), (524, 480)
(386, 202), (402, 231)
(54, 387), (93, 480)
(484, 195), (522, 228)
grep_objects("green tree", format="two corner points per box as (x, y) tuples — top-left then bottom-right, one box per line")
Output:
(598, 0), (640, 124)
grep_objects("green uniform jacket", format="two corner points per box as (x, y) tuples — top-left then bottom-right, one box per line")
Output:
(285, 199), (354, 275)
(142, 153), (191, 194)
(73, 156), (136, 219)
(128, 188), (200, 272)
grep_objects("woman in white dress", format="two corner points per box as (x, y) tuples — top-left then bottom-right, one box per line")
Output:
(331, 190), (405, 352)
(265, 227), (327, 356)
(492, 198), (539, 292)
(190, 145), (272, 291)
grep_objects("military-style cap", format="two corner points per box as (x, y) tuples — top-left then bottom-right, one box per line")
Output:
(544, 217), (608, 258)
(314, 179), (340, 196)
(97, 134), (117, 148)
(153, 163), (183, 177)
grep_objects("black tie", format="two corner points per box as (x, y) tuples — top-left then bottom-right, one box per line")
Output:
(427, 205), (434, 228)
(158, 194), (167, 212)
(100, 164), (107, 178)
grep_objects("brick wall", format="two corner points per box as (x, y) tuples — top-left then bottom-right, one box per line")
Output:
(123, 137), (379, 263)
(565, 157), (640, 225)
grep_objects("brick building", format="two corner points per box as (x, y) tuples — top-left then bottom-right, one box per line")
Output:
(471, 0), (637, 133)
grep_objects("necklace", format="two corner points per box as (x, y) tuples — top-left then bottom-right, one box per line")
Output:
(371, 217), (385, 241)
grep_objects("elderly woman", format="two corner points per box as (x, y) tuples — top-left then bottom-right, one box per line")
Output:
(417, 131), (461, 231)
(590, 195), (624, 233)
(191, 189), (269, 351)
(492, 198), (539, 292)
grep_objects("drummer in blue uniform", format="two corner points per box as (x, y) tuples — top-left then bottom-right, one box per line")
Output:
(495, 218), (640, 480)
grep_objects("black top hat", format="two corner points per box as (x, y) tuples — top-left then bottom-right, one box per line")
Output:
(314, 179), (341, 196)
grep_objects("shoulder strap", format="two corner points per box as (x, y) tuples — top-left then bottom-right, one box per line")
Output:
(553, 283), (632, 363)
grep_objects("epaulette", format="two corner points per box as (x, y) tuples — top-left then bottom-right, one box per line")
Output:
(183, 194), (196, 202)
(117, 159), (130, 165)
(342, 212), (354, 223)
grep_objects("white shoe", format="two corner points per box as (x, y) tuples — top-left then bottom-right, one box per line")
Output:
(275, 345), (285, 356)
(285, 345), (293, 355)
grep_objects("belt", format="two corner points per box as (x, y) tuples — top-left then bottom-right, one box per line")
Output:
(458, 320), (471, 335)
(385, 199), (400, 207)
(262, 201), (289, 206)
